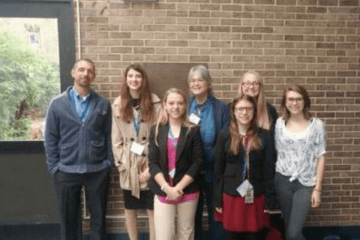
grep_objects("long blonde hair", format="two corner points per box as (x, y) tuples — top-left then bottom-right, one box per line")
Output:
(155, 88), (194, 145)
(239, 70), (271, 130)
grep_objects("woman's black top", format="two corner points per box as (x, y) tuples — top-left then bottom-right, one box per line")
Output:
(148, 124), (204, 197)
(213, 127), (278, 209)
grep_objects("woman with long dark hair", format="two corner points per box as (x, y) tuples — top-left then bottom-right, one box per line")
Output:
(214, 95), (277, 240)
(112, 64), (160, 240)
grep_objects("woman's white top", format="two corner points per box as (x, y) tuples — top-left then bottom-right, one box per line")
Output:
(275, 117), (326, 187)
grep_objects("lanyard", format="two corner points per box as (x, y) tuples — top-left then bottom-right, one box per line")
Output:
(241, 135), (250, 181)
(132, 108), (141, 136)
(168, 125), (178, 149)
(195, 103), (205, 117)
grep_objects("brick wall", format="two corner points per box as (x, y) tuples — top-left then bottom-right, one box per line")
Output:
(75, 0), (360, 232)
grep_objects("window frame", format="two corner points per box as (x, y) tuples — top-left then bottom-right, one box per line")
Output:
(0, 0), (75, 153)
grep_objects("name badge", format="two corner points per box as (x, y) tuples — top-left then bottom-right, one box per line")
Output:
(236, 179), (253, 197)
(189, 113), (201, 125)
(245, 188), (254, 204)
(130, 142), (145, 155)
(169, 168), (176, 179)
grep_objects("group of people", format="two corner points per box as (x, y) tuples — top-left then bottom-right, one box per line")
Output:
(44, 59), (326, 240)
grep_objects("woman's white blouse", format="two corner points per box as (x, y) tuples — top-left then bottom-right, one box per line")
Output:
(275, 117), (326, 187)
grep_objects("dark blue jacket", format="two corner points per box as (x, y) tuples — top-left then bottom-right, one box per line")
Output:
(188, 95), (229, 182)
(44, 87), (113, 174)
(148, 124), (204, 196)
(213, 127), (278, 209)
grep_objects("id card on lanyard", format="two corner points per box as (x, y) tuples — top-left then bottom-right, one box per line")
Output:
(189, 103), (204, 125)
(236, 135), (254, 204)
(133, 108), (141, 136)
(129, 108), (145, 155)
(168, 125), (178, 149)
(168, 125), (178, 179)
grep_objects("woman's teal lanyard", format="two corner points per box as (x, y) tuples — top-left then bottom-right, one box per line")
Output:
(168, 125), (178, 149)
(133, 107), (141, 136)
(195, 103), (205, 117)
(241, 135), (250, 182)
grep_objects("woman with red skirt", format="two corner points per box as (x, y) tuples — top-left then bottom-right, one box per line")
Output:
(213, 95), (278, 240)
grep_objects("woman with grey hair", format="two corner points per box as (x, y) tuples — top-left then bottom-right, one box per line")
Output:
(187, 65), (229, 240)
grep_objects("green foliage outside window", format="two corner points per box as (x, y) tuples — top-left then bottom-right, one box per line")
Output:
(0, 27), (60, 140)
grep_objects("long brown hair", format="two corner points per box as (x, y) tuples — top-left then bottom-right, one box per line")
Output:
(281, 85), (311, 122)
(239, 70), (272, 130)
(118, 64), (154, 123)
(155, 88), (194, 145)
(229, 95), (262, 155)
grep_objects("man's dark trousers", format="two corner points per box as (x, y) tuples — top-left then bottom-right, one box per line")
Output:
(52, 168), (111, 240)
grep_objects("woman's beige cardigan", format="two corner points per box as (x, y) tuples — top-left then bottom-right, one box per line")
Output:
(111, 94), (161, 198)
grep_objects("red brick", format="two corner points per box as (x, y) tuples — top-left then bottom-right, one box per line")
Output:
(242, 34), (263, 40)
(298, 0), (318, 4)
(189, 26), (209, 32)
(255, 0), (275, 4)
(167, 10), (188, 17)
(190, 55), (210, 62)
(232, 27), (252, 32)
(168, 40), (188, 47)
(276, 0), (296, 5)
(264, 20), (284, 26)
(340, 0), (360, 6)
(296, 13), (316, 20)
(308, 7), (327, 13)
(189, 11), (211, 18)
(210, 26), (231, 32)
(74, 0), (360, 230)
(318, 0), (339, 6)
(221, 19), (242, 25)
(285, 20), (305, 27)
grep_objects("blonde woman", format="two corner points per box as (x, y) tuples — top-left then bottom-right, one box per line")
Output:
(112, 64), (160, 240)
(148, 88), (203, 240)
(238, 70), (278, 132)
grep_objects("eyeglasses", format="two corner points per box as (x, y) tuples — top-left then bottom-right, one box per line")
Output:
(235, 107), (254, 113)
(190, 78), (206, 84)
(242, 81), (260, 88)
(286, 97), (303, 103)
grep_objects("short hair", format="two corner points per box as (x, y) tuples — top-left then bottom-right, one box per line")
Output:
(72, 59), (95, 72)
(187, 65), (213, 95)
(281, 85), (311, 121)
